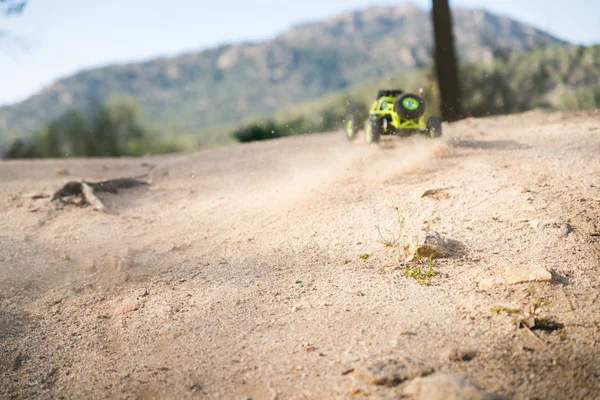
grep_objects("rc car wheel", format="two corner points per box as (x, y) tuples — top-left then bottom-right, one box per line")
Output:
(345, 114), (360, 142)
(426, 116), (443, 138)
(394, 93), (425, 120)
(365, 118), (381, 144)
(377, 89), (404, 99)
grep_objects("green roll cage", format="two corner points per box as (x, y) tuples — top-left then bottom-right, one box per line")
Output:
(369, 96), (424, 130)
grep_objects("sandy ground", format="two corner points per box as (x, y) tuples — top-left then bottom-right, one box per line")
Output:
(1, 110), (599, 399)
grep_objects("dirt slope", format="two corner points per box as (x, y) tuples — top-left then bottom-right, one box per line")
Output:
(1, 110), (599, 399)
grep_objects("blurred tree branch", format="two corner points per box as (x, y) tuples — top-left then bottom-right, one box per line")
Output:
(0, 0), (27, 53)
(0, 0), (26, 15)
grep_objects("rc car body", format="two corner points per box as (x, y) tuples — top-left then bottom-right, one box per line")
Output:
(346, 89), (442, 143)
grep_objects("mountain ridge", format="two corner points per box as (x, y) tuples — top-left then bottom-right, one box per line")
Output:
(0, 4), (567, 143)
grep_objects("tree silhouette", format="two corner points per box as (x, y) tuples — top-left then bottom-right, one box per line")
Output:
(431, 0), (464, 121)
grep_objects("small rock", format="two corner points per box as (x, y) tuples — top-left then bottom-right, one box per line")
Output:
(12, 351), (26, 371)
(480, 264), (554, 289)
(356, 358), (432, 387)
(503, 264), (553, 285)
(404, 374), (504, 400)
(536, 221), (573, 238)
(406, 231), (464, 261)
(56, 168), (69, 176)
(448, 349), (476, 362)
(107, 255), (136, 271)
(529, 220), (540, 230)
(421, 188), (450, 200)
(186, 381), (202, 392)
(117, 298), (144, 314)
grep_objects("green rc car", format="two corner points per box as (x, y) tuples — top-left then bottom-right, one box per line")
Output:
(345, 89), (442, 144)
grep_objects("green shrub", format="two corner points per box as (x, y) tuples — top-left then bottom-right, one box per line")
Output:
(4, 96), (182, 158)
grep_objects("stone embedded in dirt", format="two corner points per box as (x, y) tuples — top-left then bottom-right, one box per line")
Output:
(304, 345), (316, 353)
(448, 349), (477, 362)
(11, 351), (26, 371)
(529, 220), (540, 230)
(522, 317), (564, 332)
(406, 231), (464, 261)
(421, 188), (450, 200)
(503, 264), (553, 285)
(479, 264), (554, 289)
(532, 221), (574, 238)
(356, 358), (433, 387)
(107, 255), (136, 272)
(404, 374), (505, 400)
(117, 298), (144, 314)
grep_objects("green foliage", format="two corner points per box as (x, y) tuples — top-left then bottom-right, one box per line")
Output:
(461, 45), (600, 117)
(4, 138), (38, 158)
(4, 96), (181, 159)
(491, 285), (563, 332)
(37, 109), (87, 157)
(87, 96), (146, 157)
(404, 256), (435, 286)
(359, 253), (370, 260)
(233, 118), (310, 142)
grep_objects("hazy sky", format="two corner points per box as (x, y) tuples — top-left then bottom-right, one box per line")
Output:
(1, 0), (599, 106)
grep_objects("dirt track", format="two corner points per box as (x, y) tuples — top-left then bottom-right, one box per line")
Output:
(1, 110), (599, 399)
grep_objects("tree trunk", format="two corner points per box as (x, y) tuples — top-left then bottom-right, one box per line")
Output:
(431, 0), (464, 122)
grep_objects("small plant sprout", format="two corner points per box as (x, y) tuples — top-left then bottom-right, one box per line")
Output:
(376, 215), (406, 247)
(295, 280), (303, 285)
(359, 253), (370, 260)
(404, 255), (435, 286)
(492, 285), (562, 332)
(527, 284), (551, 315)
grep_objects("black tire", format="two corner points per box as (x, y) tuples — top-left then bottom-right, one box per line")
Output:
(426, 116), (443, 138)
(394, 93), (425, 119)
(345, 114), (360, 142)
(377, 89), (404, 99)
(365, 118), (382, 144)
